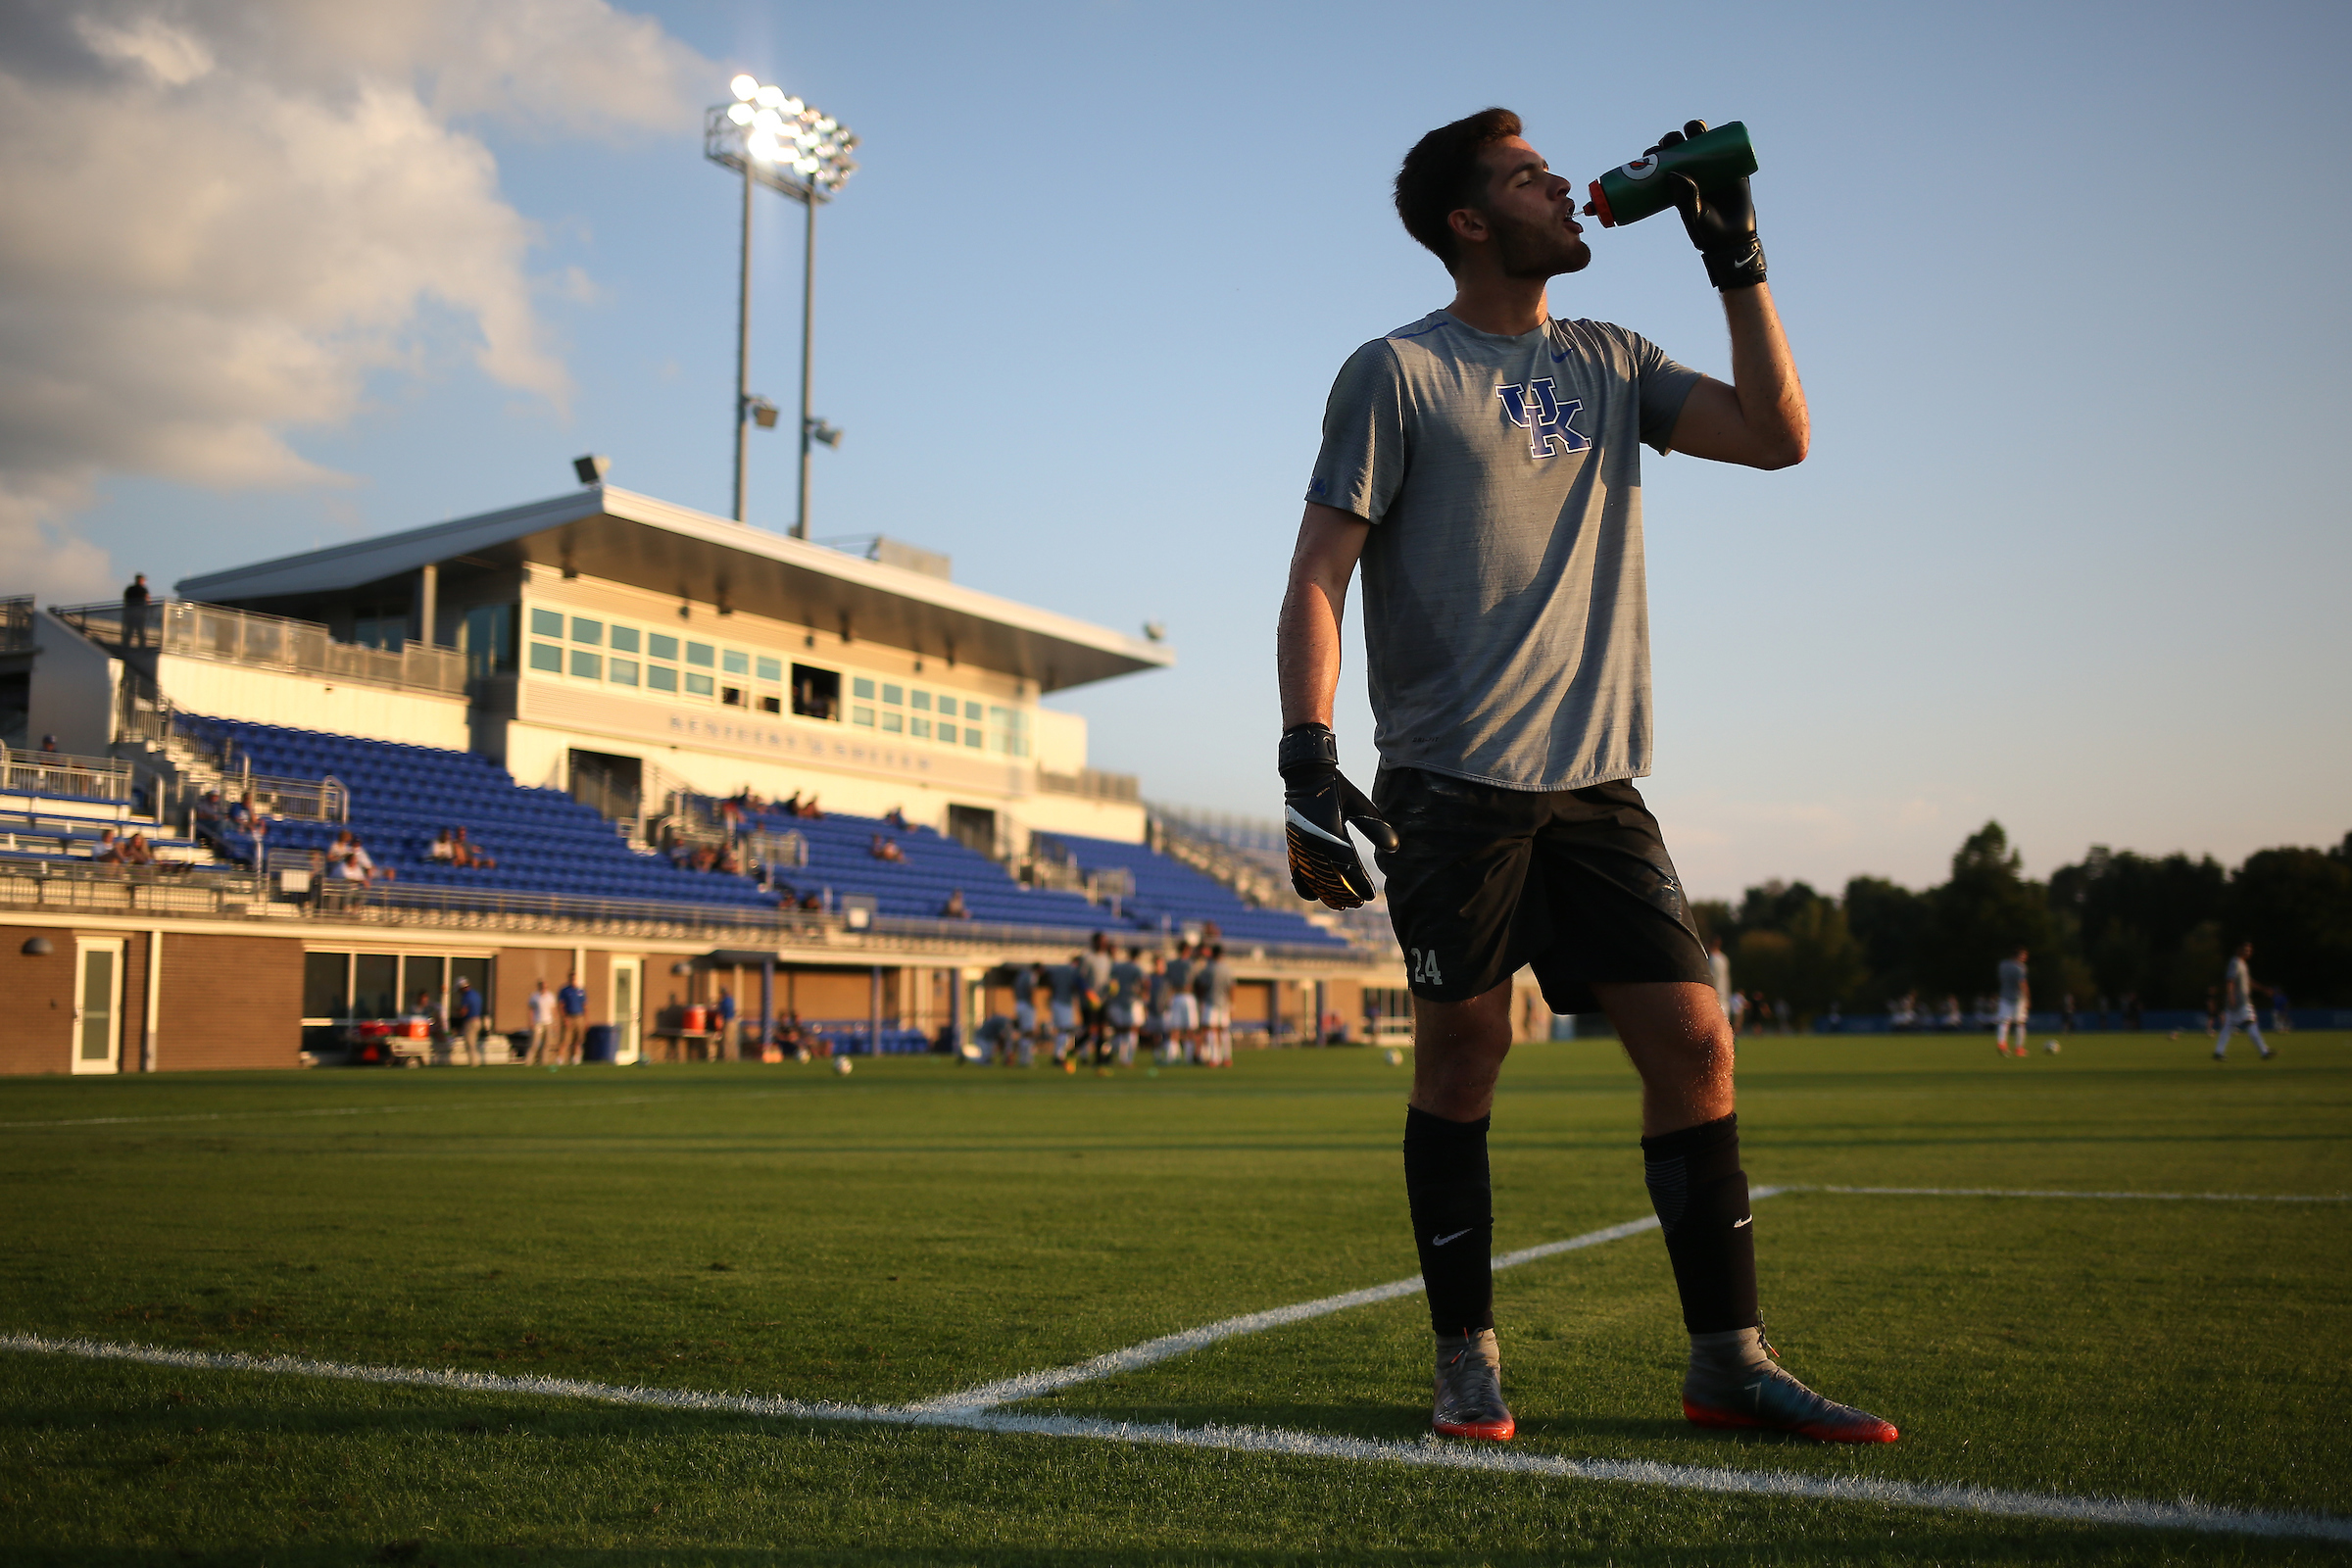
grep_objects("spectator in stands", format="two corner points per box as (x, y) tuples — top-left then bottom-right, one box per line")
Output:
(884, 806), (909, 830)
(448, 977), (484, 1066)
(797, 795), (823, 820)
(92, 828), (124, 864)
(716, 845), (743, 876)
(940, 888), (971, 919)
(526, 979), (559, 1065)
(194, 791), (223, 831)
(122, 573), (151, 648)
(869, 834), (905, 862)
(798, 890), (824, 911)
(557, 972), (588, 1064)
(329, 830), (391, 888)
(121, 831), (155, 866)
(428, 829), (457, 865)
(38, 734), (58, 754)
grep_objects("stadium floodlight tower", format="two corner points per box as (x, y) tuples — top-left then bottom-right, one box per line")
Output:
(706, 75), (859, 539)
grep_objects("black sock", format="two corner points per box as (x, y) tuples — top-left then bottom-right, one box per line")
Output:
(1641, 1112), (1759, 1335)
(1403, 1105), (1494, 1337)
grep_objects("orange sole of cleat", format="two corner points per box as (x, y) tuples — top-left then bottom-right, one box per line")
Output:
(1684, 1398), (1898, 1445)
(1433, 1416), (1516, 1442)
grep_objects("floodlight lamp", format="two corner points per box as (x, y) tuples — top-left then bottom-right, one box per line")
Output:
(794, 158), (818, 175)
(783, 96), (804, 114)
(816, 117), (836, 133)
(755, 83), (785, 109)
(747, 130), (779, 161)
(754, 107), (784, 132)
(727, 102), (754, 125)
(731, 74), (759, 100)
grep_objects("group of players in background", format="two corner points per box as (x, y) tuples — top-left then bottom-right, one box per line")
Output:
(988, 933), (1240, 1072)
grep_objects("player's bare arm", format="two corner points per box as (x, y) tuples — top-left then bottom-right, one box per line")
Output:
(1276, 503), (1369, 729)
(1663, 284), (1808, 468)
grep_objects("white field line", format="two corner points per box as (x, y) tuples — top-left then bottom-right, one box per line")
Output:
(2, 1333), (2344, 1544)
(1793, 1184), (2350, 1203)
(0, 1090), (793, 1131)
(909, 1198), (1786, 1414)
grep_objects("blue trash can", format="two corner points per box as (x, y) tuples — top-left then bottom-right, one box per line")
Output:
(582, 1024), (617, 1063)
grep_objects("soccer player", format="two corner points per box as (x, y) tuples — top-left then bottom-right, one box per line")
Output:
(1109, 946), (1147, 1067)
(1277, 111), (1894, 1446)
(1163, 941), (1200, 1064)
(2212, 942), (2275, 1061)
(1993, 947), (2030, 1057)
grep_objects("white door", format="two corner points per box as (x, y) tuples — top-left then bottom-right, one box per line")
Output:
(610, 957), (642, 1065)
(73, 938), (126, 1075)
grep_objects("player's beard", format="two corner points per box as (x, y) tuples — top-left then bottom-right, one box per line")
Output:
(1492, 207), (1590, 280)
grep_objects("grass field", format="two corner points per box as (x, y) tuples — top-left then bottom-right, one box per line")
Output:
(1, 1032), (2347, 1565)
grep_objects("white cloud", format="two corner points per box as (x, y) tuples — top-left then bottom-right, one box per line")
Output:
(0, 0), (710, 597)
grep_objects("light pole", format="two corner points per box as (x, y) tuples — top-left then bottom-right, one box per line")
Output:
(705, 76), (858, 538)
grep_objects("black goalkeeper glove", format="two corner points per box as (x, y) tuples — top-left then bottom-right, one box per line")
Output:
(1280, 723), (1396, 910)
(1648, 120), (1766, 291)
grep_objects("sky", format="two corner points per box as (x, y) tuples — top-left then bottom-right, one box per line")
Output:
(6, 0), (2347, 900)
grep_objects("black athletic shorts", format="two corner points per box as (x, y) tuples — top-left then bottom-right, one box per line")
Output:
(1372, 768), (1712, 1013)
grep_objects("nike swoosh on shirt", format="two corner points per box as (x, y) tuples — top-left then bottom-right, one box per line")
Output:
(1733, 1216), (1752, 1228)
(1431, 1229), (1474, 1246)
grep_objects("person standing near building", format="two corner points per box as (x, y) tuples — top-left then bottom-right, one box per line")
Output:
(122, 573), (151, 648)
(1081, 933), (1115, 1065)
(1276, 110), (1891, 1446)
(1706, 937), (1733, 1022)
(1145, 951), (1173, 1063)
(526, 979), (559, 1065)
(557, 972), (589, 1065)
(1993, 948), (2030, 1057)
(714, 987), (738, 1062)
(2213, 942), (2275, 1062)
(448, 977), (483, 1066)
(1199, 943), (1237, 1066)
(1109, 946), (1147, 1068)
(1163, 941), (1200, 1064)
(1047, 956), (1083, 1066)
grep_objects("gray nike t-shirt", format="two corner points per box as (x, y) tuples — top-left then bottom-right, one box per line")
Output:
(1308, 311), (1701, 791)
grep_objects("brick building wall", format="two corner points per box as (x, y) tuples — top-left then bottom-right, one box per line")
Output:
(0, 927), (78, 1074)
(158, 933), (306, 1070)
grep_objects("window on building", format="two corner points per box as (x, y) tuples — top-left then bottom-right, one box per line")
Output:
(852, 676), (874, 700)
(528, 642), (563, 672)
(303, 952), (351, 1020)
(570, 650), (602, 679)
(910, 691), (931, 711)
(530, 608), (564, 639)
(648, 665), (678, 693)
(881, 683), (903, 706)
(988, 706), (1031, 759)
(853, 706), (875, 726)
(461, 604), (515, 679)
(648, 632), (678, 662)
(610, 625), (640, 655)
(721, 686), (744, 707)
(570, 617), (603, 646)
(722, 649), (749, 675)
(910, 717), (930, 739)
(881, 710), (904, 733)
(759, 694), (781, 713)
(792, 665), (840, 720)
(686, 671), (714, 697)
(609, 659), (639, 687)
(756, 656), (782, 682)
(686, 642), (714, 667)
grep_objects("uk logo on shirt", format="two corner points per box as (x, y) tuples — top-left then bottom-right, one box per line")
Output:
(1494, 378), (1590, 459)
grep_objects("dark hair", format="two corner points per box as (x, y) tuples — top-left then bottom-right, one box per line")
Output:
(1395, 107), (1522, 271)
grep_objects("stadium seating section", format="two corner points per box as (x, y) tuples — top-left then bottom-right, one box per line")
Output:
(182, 717), (774, 910)
(1038, 832), (1350, 950)
(172, 716), (1350, 947)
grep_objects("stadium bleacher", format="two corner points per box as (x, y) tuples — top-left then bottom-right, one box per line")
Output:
(730, 800), (1110, 932)
(182, 717), (776, 909)
(1038, 832), (1350, 950)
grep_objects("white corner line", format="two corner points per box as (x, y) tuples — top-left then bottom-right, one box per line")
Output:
(910, 1200), (1770, 1414)
(2, 1333), (2343, 1544)
(1792, 1184), (2350, 1203)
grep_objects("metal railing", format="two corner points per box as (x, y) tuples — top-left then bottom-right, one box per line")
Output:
(2, 747), (132, 803)
(53, 599), (467, 696)
(0, 853), (1391, 963)
(0, 596), (30, 653)
(1038, 766), (1140, 804)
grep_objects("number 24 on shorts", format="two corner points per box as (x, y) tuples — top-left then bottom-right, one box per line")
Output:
(1411, 948), (1444, 986)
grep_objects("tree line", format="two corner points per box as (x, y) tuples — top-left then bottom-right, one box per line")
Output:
(1692, 822), (2352, 1021)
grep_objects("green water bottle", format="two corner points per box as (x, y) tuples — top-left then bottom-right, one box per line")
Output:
(1584, 122), (1757, 228)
